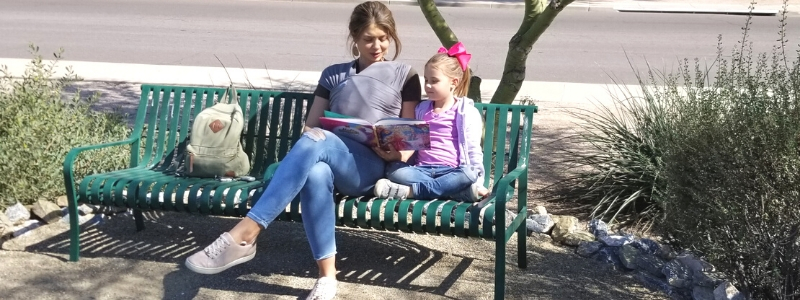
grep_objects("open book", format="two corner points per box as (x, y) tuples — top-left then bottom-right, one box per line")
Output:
(319, 111), (431, 151)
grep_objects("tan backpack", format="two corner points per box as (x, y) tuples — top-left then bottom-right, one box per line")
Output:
(184, 85), (250, 178)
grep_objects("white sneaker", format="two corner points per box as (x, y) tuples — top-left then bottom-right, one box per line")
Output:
(185, 232), (256, 274)
(306, 277), (338, 300)
(374, 179), (410, 199)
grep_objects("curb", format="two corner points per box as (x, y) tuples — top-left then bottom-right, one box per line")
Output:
(613, 6), (779, 16)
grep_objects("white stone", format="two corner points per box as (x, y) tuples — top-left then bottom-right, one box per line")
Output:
(713, 281), (744, 300)
(533, 205), (547, 215)
(5, 202), (30, 225)
(527, 214), (555, 233)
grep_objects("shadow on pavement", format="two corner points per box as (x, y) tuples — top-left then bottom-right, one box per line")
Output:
(19, 211), (474, 299)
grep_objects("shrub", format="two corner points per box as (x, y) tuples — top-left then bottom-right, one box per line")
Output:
(549, 3), (799, 298)
(659, 9), (800, 299)
(0, 46), (130, 210)
(543, 79), (671, 226)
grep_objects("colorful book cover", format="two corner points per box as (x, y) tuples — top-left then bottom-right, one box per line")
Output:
(319, 113), (430, 151)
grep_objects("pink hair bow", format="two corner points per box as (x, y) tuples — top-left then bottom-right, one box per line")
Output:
(438, 42), (471, 71)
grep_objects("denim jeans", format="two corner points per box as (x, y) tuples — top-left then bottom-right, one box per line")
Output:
(385, 161), (477, 201)
(246, 130), (385, 260)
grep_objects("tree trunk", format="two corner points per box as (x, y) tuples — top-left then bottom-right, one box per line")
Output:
(418, 0), (459, 47)
(490, 0), (574, 104)
(418, 0), (485, 102)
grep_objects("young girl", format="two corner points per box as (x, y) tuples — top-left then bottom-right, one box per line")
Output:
(374, 42), (489, 202)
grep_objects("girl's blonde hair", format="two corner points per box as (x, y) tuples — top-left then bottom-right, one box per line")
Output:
(425, 53), (471, 97)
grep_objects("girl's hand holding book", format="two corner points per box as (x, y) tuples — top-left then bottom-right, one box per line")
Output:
(372, 144), (402, 162)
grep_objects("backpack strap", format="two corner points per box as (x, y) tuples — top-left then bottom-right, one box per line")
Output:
(220, 84), (239, 105)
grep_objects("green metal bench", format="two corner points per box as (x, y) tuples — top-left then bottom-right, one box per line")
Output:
(62, 84), (537, 299)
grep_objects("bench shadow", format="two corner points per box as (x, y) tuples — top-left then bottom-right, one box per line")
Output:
(19, 211), (475, 299)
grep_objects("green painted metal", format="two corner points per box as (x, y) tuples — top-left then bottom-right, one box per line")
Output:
(63, 85), (315, 262)
(63, 86), (537, 300)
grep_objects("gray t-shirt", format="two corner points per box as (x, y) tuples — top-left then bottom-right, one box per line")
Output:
(318, 61), (413, 124)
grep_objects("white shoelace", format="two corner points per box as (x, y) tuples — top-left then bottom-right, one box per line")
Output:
(203, 236), (231, 259)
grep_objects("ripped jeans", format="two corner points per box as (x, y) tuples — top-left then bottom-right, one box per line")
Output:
(246, 130), (385, 260)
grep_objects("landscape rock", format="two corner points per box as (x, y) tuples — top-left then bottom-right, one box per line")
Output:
(713, 281), (744, 300)
(692, 286), (715, 300)
(599, 234), (635, 247)
(78, 203), (98, 216)
(662, 260), (692, 288)
(533, 205), (547, 215)
(528, 231), (553, 242)
(588, 219), (609, 237)
(635, 271), (674, 295)
(526, 214), (555, 234)
(576, 241), (603, 257)
(676, 253), (715, 273)
(561, 231), (595, 246)
(693, 270), (725, 288)
(617, 244), (639, 270)
(0, 213), (13, 239)
(635, 254), (667, 278)
(594, 246), (625, 270)
(551, 215), (578, 242)
(630, 238), (660, 255)
(31, 199), (63, 224)
(658, 243), (677, 260)
(56, 195), (69, 207)
(5, 202), (30, 225)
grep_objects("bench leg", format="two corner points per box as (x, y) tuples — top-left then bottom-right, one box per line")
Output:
(133, 209), (145, 231)
(495, 231), (506, 300)
(68, 195), (81, 262)
(517, 214), (528, 269)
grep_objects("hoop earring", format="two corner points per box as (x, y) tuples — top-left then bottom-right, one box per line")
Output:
(351, 45), (359, 57)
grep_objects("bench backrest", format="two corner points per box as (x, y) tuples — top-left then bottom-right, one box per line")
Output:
(473, 103), (537, 189)
(131, 85), (536, 188)
(132, 85), (314, 177)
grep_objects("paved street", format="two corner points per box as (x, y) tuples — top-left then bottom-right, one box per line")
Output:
(1, 0), (797, 84)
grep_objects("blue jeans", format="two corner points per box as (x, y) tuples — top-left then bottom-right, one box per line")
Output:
(385, 162), (477, 202)
(246, 130), (385, 260)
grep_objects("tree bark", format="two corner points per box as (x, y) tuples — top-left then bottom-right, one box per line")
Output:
(490, 0), (574, 104)
(418, 0), (459, 48)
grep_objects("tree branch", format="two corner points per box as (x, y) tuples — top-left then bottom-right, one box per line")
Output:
(491, 0), (575, 104)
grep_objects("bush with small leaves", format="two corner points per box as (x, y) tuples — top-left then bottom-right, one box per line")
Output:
(0, 45), (130, 210)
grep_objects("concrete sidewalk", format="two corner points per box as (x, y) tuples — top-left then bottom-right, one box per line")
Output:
(0, 58), (639, 107)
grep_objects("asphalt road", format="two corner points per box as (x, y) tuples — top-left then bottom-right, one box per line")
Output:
(1, 0), (796, 84)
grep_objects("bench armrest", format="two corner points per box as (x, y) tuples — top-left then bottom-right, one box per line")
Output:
(493, 165), (527, 206)
(62, 137), (139, 178)
(263, 162), (281, 182)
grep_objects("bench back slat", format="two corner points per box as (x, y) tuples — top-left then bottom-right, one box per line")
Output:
(473, 103), (537, 190)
